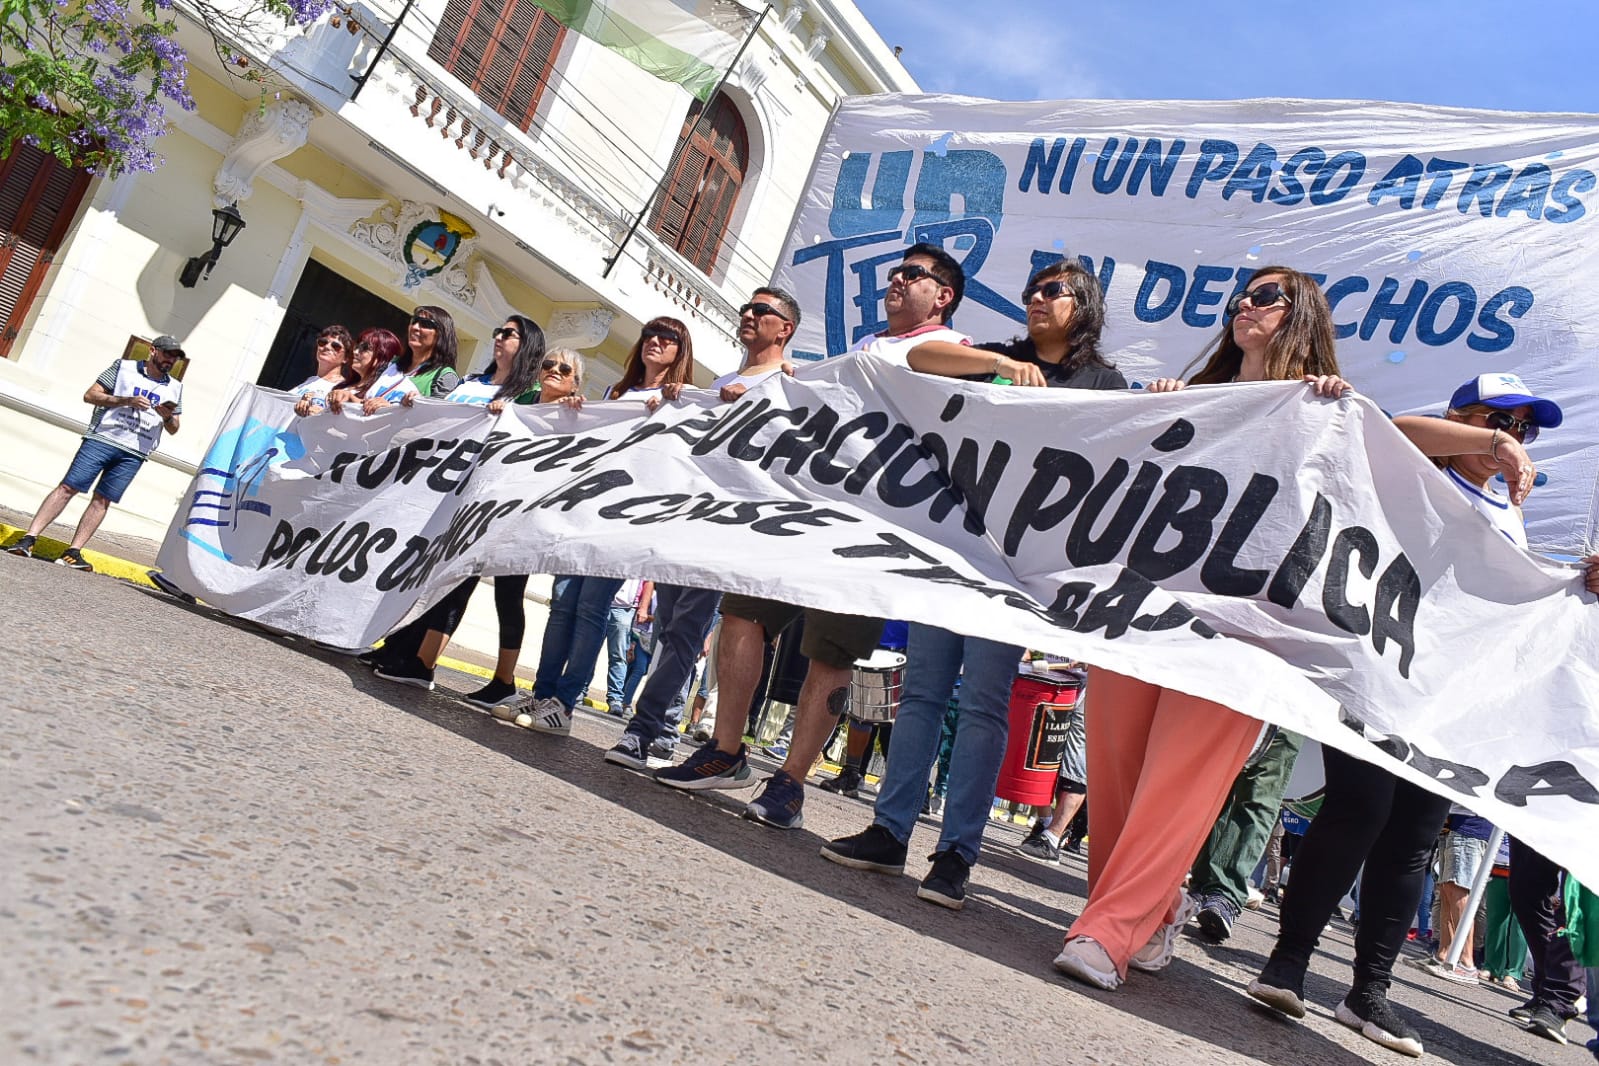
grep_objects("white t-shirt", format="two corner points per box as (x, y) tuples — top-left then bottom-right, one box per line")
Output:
(1445, 467), (1527, 549)
(711, 363), (786, 392)
(367, 364), (421, 404)
(291, 374), (339, 410)
(848, 322), (972, 368)
(89, 360), (184, 456)
(444, 376), (503, 406)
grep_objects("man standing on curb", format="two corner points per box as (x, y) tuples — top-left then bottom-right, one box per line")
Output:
(5, 336), (186, 571)
(602, 288), (803, 772)
(653, 246), (976, 833)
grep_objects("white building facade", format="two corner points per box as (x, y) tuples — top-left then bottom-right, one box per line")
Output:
(0, 0), (916, 548)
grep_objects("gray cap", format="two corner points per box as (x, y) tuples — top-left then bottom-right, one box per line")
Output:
(151, 335), (185, 355)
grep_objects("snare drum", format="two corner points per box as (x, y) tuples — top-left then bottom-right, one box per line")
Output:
(847, 649), (907, 724)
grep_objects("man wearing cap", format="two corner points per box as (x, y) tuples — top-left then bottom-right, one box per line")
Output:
(5, 336), (186, 571)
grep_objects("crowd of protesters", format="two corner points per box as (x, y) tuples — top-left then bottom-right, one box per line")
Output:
(14, 247), (1599, 1062)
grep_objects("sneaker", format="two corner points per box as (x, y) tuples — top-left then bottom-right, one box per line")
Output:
(655, 744), (753, 791)
(760, 740), (790, 760)
(490, 701), (524, 722)
(646, 736), (676, 769)
(515, 697), (572, 735)
(1409, 954), (1477, 984)
(1508, 1000), (1537, 1023)
(147, 570), (197, 603)
(691, 719), (713, 743)
(603, 732), (652, 771)
(1525, 1005), (1570, 1045)
(464, 678), (522, 710)
(926, 794), (944, 816)
(606, 701), (625, 718)
(744, 770), (805, 830)
(1053, 936), (1122, 991)
(356, 647), (387, 668)
(917, 850), (971, 910)
(5, 534), (36, 557)
(1129, 890), (1198, 973)
(819, 766), (863, 798)
(373, 656), (435, 690)
(56, 547), (93, 571)
(1062, 834), (1084, 855)
(820, 825), (907, 875)
(1018, 823), (1062, 863)
(1247, 957), (1309, 1019)
(1245, 885), (1266, 910)
(1335, 986), (1423, 1057)
(1196, 893), (1241, 942)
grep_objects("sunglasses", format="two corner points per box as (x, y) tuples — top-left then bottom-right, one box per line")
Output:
(1022, 280), (1075, 304)
(641, 327), (681, 345)
(540, 358), (574, 377)
(738, 301), (790, 321)
(1225, 281), (1291, 318)
(410, 315), (440, 331)
(887, 262), (946, 287)
(492, 327), (521, 340)
(316, 338), (346, 350)
(1482, 409), (1539, 444)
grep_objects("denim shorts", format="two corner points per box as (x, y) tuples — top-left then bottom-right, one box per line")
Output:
(63, 438), (145, 503)
(1441, 831), (1489, 888)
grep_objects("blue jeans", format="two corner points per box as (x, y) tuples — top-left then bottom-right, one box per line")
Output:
(624, 585), (720, 746)
(621, 632), (653, 708)
(533, 575), (625, 709)
(604, 605), (635, 706)
(873, 623), (1022, 865)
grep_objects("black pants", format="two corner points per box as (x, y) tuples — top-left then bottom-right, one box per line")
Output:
(1271, 745), (1452, 990)
(385, 575), (531, 658)
(1507, 838), (1583, 1015)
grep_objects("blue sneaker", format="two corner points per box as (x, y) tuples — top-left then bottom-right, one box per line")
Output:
(655, 743), (754, 791)
(744, 770), (805, 830)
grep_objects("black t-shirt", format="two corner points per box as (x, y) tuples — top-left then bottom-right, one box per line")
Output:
(975, 337), (1127, 391)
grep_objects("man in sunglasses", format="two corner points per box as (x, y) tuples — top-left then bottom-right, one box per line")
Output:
(7, 336), (187, 571)
(652, 283), (888, 832)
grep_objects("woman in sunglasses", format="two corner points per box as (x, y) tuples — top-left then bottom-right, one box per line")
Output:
(1248, 373), (1599, 1056)
(442, 315), (547, 409)
(365, 305), (462, 410)
(518, 318), (696, 735)
(324, 328), (418, 415)
(291, 325), (354, 416)
(1054, 267), (1348, 990)
(371, 339), (596, 711)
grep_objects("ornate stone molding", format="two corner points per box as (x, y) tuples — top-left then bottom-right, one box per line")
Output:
(213, 99), (316, 208)
(804, 28), (831, 63)
(737, 56), (768, 96)
(546, 308), (615, 349)
(349, 200), (479, 305)
(780, 0), (807, 33)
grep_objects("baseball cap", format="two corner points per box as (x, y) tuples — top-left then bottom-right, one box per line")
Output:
(1448, 372), (1562, 428)
(151, 335), (186, 356)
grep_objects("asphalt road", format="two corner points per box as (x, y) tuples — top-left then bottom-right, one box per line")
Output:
(1, 555), (1588, 1065)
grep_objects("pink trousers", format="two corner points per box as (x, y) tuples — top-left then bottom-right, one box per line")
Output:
(1066, 667), (1262, 973)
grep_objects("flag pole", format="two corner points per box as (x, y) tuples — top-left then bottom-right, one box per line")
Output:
(601, 3), (770, 280)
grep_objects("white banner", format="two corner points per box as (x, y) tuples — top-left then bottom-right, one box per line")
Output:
(156, 363), (1599, 886)
(771, 95), (1599, 554)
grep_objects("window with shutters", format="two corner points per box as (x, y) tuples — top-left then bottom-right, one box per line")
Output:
(427, 0), (564, 132)
(650, 94), (749, 276)
(1, 142), (92, 360)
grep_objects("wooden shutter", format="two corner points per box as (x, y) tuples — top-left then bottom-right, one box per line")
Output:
(0, 142), (92, 359)
(427, 0), (563, 132)
(649, 95), (749, 275)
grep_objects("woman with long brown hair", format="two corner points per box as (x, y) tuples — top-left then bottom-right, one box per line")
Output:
(1053, 267), (1350, 992)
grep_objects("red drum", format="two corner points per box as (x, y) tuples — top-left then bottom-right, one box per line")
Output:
(994, 675), (1083, 806)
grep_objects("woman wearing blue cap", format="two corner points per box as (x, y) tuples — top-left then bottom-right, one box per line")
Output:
(1246, 372), (1598, 1056)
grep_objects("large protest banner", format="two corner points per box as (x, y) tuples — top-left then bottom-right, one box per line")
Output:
(770, 96), (1599, 554)
(157, 361), (1598, 885)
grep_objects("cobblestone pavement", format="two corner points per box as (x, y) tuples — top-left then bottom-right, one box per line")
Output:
(2, 556), (1589, 1065)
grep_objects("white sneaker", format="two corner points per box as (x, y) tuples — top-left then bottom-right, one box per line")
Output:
(1053, 936), (1122, 990)
(1245, 885), (1266, 910)
(490, 699), (525, 722)
(515, 697), (572, 735)
(1129, 890), (1198, 973)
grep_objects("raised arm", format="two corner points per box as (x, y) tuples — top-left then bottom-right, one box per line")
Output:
(907, 341), (1047, 387)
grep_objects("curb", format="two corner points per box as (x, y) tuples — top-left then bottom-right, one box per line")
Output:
(1, 520), (503, 687)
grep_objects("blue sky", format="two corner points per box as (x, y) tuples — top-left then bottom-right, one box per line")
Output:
(858, 2), (1595, 114)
